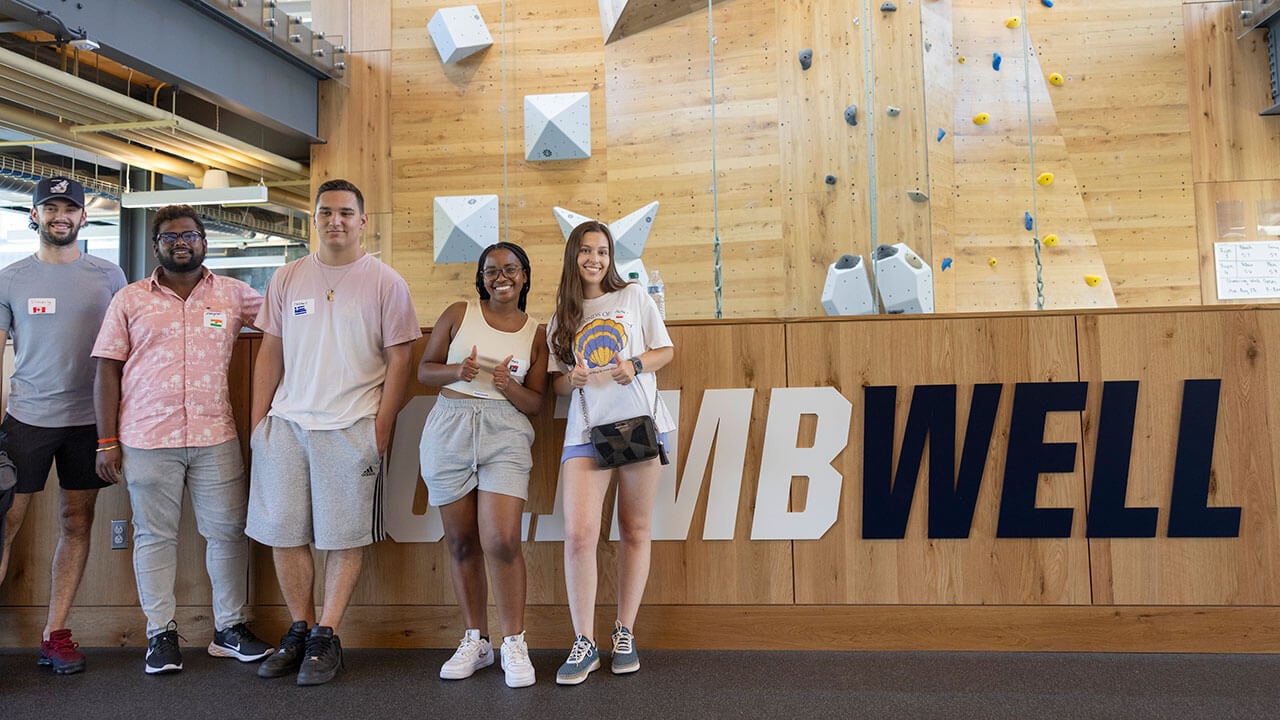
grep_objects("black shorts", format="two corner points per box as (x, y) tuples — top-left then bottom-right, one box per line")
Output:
(0, 414), (107, 493)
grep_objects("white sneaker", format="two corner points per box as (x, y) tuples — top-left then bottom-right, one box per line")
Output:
(500, 631), (536, 688)
(439, 629), (494, 680)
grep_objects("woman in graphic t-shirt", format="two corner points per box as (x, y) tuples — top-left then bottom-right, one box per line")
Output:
(546, 221), (675, 686)
(417, 241), (548, 688)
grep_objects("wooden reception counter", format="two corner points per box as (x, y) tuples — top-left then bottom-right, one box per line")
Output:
(3, 305), (1279, 652)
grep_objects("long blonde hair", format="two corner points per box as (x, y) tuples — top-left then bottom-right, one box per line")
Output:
(550, 221), (628, 367)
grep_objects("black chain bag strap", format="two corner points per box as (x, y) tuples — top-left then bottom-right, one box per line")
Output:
(580, 374), (669, 469)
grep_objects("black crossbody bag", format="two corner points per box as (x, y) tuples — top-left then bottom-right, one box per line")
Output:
(579, 376), (670, 469)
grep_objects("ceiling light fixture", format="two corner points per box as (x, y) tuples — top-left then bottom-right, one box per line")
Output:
(121, 184), (268, 208)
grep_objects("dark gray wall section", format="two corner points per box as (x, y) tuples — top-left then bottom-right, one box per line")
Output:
(1, 0), (320, 141)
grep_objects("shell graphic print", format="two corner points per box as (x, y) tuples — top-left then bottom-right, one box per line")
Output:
(576, 317), (627, 368)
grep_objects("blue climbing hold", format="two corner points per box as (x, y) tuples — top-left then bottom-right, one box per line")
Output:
(992, 52), (1002, 71)
(936, 128), (946, 142)
(1024, 211), (1034, 230)
(1041, 0), (1053, 6)
(941, 257), (953, 271)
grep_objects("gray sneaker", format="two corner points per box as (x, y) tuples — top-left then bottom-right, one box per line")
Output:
(296, 626), (343, 686)
(257, 621), (308, 679)
(555, 635), (600, 686)
(610, 621), (639, 674)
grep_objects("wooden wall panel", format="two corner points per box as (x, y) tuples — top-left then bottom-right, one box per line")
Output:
(786, 315), (1091, 604)
(1078, 310), (1280, 604)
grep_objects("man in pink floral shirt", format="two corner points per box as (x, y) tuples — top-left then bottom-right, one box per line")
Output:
(91, 204), (273, 675)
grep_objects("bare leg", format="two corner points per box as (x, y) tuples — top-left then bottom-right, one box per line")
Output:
(272, 545), (317, 626)
(318, 547), (364, 631)
(561, 458), (612, 642)
(614, 459), (662, 631)
(44, 488), (98, 639)
(440, 492), (488, 633)
(477, 491), (527, 637)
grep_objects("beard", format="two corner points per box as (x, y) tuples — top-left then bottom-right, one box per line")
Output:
(158, 249), (204, 273)
(38, 223), (79, 247)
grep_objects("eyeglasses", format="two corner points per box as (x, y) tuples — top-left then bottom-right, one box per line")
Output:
(156, 230), (204, 245)
(481, 264), (523, 280)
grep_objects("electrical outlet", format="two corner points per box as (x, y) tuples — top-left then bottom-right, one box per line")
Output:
(110, 520), (129, 550)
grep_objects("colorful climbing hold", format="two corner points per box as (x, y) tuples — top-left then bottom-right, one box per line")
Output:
(958, 56), (966, 64)
(825, 174), (837, 185)
(1041, 0), (1054, 7)
(1024, 211), (1034, 230)
(1048, 72), (1064, 86)
(1084, 274), (1102, 287)
(1005, 16), (1020, 28)
(937, 128), (947, 141)
(992, 52), (1002, 71)
(988, 257), (998, 268)
(1037, 172), (1054, 186)
(1042, 234), (1059, 247)
(941, 257), (953, 271)
(973, 112), (990, 125)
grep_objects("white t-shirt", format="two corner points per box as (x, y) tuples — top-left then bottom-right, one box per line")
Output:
(548, 283), (675, 446)
(257, 253), (422, 430)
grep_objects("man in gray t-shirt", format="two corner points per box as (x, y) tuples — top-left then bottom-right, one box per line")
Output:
(0, 176), (126, 676)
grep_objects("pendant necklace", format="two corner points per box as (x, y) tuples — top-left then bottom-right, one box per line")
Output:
(315, 254), (358, 302)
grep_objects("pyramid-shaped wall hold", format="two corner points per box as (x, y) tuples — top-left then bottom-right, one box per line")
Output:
(609, 202), (659, 261)
(434, 195), (499, 263)
(552, 206), (596, 239)
(427, 5), (493, 64)
(525, 93), (591, 161)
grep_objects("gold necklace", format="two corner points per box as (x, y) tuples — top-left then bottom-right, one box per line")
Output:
(314, 254), (358, 301)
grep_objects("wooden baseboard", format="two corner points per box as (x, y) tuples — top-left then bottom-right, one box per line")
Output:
(3, 604), (1278, 653)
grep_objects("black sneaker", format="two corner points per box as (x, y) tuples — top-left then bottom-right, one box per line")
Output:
(296, 626), (343, 686)
(209, 622), (274, 662)
(256, 621), (308, 679)
(145, 621), (183, 675)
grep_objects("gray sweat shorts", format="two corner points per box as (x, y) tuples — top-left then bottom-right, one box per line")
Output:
(418, 395), (534, 507)
(246, 415), (382, 551)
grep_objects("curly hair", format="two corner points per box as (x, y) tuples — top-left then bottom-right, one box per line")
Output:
(475, 241), (532, 311)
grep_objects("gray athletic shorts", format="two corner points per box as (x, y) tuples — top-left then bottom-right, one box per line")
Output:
(419, 395), (534, 507)
(245, 415), (382, 551)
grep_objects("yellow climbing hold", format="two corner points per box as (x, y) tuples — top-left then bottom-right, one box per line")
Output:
(1037, 172), (1054, 186)
(973, 112), (990, 125)
(988, 257), (998, 268)
(958, 56), (966, 64)
(1084, 274), (1102, 287)
(1005, 16), (1020, 28)
(1048, 72), (1065, 86)
(1042, 234), (1059, 247)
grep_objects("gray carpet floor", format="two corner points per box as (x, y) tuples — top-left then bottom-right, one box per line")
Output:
(3, 647), (1279, 719)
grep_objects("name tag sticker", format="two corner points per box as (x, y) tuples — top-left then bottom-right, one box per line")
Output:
(291, 299), (315, 317)
(28, 298), (55, 315)
(204, 310), (227, 329)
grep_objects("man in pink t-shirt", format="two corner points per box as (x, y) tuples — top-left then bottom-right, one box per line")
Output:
(246, 179), (420, 686)
(92, 204), (272, 676)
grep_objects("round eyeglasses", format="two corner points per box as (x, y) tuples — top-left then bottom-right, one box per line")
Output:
(481, 264), (523, 280)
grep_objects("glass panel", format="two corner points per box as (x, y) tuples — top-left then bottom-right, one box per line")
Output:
(1217, 200), (1247, 239)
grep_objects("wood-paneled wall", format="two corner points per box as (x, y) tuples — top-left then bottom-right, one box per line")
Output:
(310, 0), (1252, 324)
(6, 306), (1280, 652)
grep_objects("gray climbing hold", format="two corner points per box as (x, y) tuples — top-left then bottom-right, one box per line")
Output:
(825, 175), (837, 185)
(907, 190), (928, 203)
(844, 104), (858, 126)
(886, 106), (901, 116)
(881, 2), (897, 11)
(799, 48), (812, 70)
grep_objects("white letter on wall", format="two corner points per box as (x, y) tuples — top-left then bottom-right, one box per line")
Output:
(383, 396), (445, 542)
(751, 387), (851, 540)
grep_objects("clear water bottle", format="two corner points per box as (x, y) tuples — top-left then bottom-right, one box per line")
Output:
(647, 269), (666, 319)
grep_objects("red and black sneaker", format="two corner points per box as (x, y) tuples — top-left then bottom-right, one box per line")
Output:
(38, 628), (86, 675)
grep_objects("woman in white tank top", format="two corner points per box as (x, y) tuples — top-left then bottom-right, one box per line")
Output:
(416, 241), (548, 688)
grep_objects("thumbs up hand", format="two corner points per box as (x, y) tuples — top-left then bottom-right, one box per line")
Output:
(570, 351), (590, 389)
(457, 345), (480, 382)
(493, 354), (515, 392)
